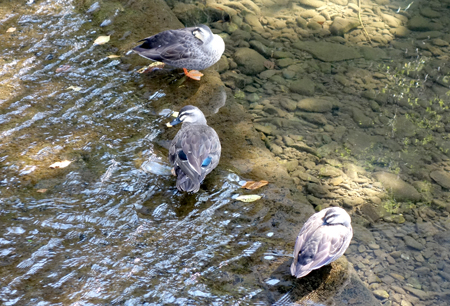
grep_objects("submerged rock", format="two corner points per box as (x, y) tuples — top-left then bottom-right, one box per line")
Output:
(330, 17), (359, 36)
(430, 170), (450, 189)
(233, 48), (267, 75)
(407, 15), (434, 31)
(373, 172), (421, 202)
(298, 0), (326, 8)
(293, 41), (363, 62)
(290, 78), (315, 96)
(297, 97), (333, 113)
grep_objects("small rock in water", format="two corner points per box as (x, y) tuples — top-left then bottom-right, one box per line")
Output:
(265, 279), (280, 285)
(87, 2), (101, 14)
(100, 19), (112, 27)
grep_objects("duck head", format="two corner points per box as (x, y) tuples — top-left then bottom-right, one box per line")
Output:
(170, 105), (207, 126)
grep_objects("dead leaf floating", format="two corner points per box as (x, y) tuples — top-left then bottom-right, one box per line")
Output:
(241, 180), (268, 190)
(235, 195), (262, 203)
(93, 35), (110, 46)
(49, 160), (72, 169)
(67, 86), (82, 91)
(6, 27), (16, 33)
(55, 65), (71, 73)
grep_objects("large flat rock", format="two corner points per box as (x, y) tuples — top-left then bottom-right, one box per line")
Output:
(373, 172), (422, 202)
(292, 41), (363, 62)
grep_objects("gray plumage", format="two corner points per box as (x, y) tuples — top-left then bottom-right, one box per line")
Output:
(133, 25), (225, 71)
(169, 106), (221, 193)
(291, 207), (353, 278)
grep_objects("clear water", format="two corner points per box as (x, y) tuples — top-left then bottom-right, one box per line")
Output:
(1, 0), (450, 305)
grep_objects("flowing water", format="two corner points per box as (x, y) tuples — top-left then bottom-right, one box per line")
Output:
(1, 0), (450, 305)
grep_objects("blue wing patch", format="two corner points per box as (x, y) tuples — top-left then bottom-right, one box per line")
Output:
(201, 156), (212, 167)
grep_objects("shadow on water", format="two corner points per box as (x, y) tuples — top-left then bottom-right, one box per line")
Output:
(1, 0), (450, 305)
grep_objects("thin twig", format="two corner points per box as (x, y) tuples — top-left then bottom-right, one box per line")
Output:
(358, 0), (372, 44)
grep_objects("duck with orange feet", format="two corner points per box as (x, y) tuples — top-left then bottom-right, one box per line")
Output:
(133, 25), (224, 80)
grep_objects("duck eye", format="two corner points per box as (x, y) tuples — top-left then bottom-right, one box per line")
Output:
(178, 151), (188, 160)
(201, 156), (212, 167)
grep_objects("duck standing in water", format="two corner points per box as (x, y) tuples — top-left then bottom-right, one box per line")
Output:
(291, 207), (353, 278)
(168, 105), (221, 192)
(133, 25), (225, 80)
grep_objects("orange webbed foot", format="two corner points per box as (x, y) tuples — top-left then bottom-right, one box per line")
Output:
(183, 68), (204, 81)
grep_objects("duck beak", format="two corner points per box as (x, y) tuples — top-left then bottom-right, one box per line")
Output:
(169, 117), (182, 126)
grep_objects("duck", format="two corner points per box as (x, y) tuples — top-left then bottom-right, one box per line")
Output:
(291, 207), (353, 278)
(168, 105), (221, 192)
(133, 24), (225, 80)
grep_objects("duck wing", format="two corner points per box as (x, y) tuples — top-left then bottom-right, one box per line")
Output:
(169, 126), (221, 192)
(133, 27), (203, 63)
(291, 224), (352, 278)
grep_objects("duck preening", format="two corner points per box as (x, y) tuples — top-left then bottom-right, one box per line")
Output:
(168, 105), (221, 192)
(291, 207), (353, 278)
(133, 25), (225, 80)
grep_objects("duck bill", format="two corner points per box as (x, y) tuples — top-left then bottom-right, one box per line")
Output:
(169, 117), (182, 126)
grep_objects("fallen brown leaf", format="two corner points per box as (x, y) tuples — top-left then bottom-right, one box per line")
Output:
(241, 180), (268, 190)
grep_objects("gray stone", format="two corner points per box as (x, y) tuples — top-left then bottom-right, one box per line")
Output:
(360, 47), (388, 61)
(298, 0), (326, 8)
(293, 41), (363, 62)
(172, 3), (208, 25)
(352, 109), (374, 128)
(234, 48), (267, 75)
(259, 69), (277, 79)
(249, 40), (272, 57)
(282, 69), (296, 79)
(276, 58), (294, 68)
(330, 17), (360, 36)
(390, 26), (411, 38)
(403, 286), (429, 299)
(420, 7), (441, 18)
(330, 0), (348, 4)
(307, 183), (330, 198)
(373, 172), (421, 202)
(407, 15), (433, 31)
(317, 165), (343, 177)
(403, 236), (424, 250)
(360, 203), (383, 222)
(290, 78), (315, 96)
(416, 31), (443, 39)
(393, 115), (416, 137)
(430, 170), (450, 189)
(373, 289), (389, 299)
(381, 13), (401, 28)
(244, 14), (264, 31)
(280, 99), (297, 111)
(296, 16), (308, 29)
(297, 98), (333, 112)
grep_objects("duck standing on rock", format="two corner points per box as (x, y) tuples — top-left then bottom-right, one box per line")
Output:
(168, 105), (221, 193)
(291, 207), (353, 278)
(133, 25), (225, 80)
